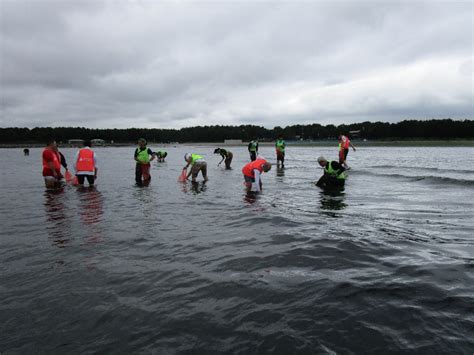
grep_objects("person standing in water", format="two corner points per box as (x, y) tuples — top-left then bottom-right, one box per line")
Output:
(248, 139), (259, 161)
(74, 140), (98, 186)
(214, 148), (233, 169)
(134, 138), (155, 186)
(316, 156), (346, 188)
(42, 140), (63, 188)
(184, 153), (208, 182)
(156, 150), (167, 162)
(23, 148), (30, 156)
(275, 135), (286, 167)
(242, 158), (272, 193)
(338, 134), (356, 169)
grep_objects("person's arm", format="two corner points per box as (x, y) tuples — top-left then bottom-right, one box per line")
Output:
(252, 170), (261, 192)
(256, 142), (259, 152)
(134, 149), (139, 162)
(94, 152), (98, 178)
(218, 153), (225, 166)
(248, 142), (252, 152)
(148, 148), (156, 162)
(59, 152), (68, 170)
(350, 141), (356, 151)
(73, 151), (79, 173)
(331, 161), (346, 175)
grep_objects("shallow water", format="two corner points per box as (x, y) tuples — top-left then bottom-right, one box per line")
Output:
(1, 146), (473, 354)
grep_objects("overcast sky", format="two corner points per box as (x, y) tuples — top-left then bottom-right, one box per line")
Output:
(0, 0), (472, 129)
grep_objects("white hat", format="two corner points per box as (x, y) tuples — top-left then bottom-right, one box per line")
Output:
(184, 153), (192, 161)
(317, 156), (326, 163)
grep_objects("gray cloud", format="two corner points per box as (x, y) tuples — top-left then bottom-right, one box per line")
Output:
(0, 0), (472, 128)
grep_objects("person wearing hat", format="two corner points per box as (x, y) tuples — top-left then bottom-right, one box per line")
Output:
(316, 156), (346, 188)
(183, 153), (208, 182)
(156, 150), (168, 162)
(134, 138), (155, 186)
(214, 148), (233, 169)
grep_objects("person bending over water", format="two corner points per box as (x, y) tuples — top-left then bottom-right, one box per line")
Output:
(74, 140), (98, 186)
(134, 138), (155, 186)
(23, 148), (29, 156)
(316, 156), (346, 188)
(184, 153), (208, 182)
(156, 150), (167, 162)
(214, 148), (233, 169)
(42, 140), (63, 189)
(242, 158), (272, 193)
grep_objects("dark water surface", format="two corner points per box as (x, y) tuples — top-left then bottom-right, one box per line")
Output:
(1, 146), (473, 354)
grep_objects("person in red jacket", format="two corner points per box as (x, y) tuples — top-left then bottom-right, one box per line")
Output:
(74, 140), (98, 186)
(42, 140), (63, 188)
(338, 134), (356, 169)
(242, 158), (272, 193)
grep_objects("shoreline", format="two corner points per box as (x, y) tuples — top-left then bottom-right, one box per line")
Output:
(2, 139), (474, 148)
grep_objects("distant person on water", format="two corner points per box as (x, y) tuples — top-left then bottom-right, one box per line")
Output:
(74, 140), (98, 186)
(134, 138), (155, 186)
(184, 153), (208, 182)
(156, 150), (167, 162)
(248, 139), (259, 161)
(23, 148), (29, 156)
(275, 135), (286, 167)
(316, 156), (346, 188)
(42, 140), (63, 188)
(242, 158), (272, 193)
(214, 148), (233, 169)
(338, 134), (356, 169)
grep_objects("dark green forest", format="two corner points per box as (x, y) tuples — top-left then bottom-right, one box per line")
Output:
(1, 119), (473, 143)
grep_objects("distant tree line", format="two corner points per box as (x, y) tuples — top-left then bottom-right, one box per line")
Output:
(0, 119), (473, 143)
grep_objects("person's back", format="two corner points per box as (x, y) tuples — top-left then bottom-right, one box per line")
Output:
(242, 158), (271, 192)
(74, 140), (97, 186)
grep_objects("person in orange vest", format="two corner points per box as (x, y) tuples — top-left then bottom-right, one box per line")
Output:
(74, 140), (98, 186)
(42, 139), (63, 188)
(242, 158), (272, 193)
(338, 134), (356, 169)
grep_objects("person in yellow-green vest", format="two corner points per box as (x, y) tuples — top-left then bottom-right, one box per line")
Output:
(134, 138), (156, 186)
(248, 139), (259, 161)
(275, 135), (286, 167)
(184, 153), (208, 182)
(316, 156), (346, 188)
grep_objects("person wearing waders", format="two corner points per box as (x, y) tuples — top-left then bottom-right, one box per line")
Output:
(134, 138), (155, 186)
(275, 135), (285, 167)
(242, 158), (272, 193)
(316, 156), (346, 188)
(248, 139), (259, 161)
(214, 148), (233, 169)
(338, 134), (356, 169)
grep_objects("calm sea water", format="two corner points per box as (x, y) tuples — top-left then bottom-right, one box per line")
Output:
(1, 145), (473, 354)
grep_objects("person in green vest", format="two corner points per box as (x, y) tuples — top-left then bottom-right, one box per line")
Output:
(316, 156), (346, 188)
(156, 150), (168, 162)
(214, 148), (233, 169)
(184, 153), (208, 182)
(248, 139), (259, 161)
(134, 138), (155, 186)
(275, 135), (286, 167)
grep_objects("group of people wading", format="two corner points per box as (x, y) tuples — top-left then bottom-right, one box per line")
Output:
(40, 134), (356, 191)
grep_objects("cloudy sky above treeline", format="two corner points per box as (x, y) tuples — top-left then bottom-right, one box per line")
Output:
(0, 0), (472, 129)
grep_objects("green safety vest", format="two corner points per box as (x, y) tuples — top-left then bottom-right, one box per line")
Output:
(136, 148), (150, 164)
(276, 140), (285, 152)
(325, 161), (346, 180)
(191, 154), (203, 165)
(249, 141), (257, 152)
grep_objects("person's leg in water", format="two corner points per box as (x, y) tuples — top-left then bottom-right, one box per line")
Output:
(77, 175), (86, 186)
(202, 162), (208, 181)
(142, 164), (151, 186)
(44, 176), (57, 189)
(250, 151), (256, 161)
(135, 163), (143, 185)
(343, 148), (350, 169)
(86, 175), (95, 186)
(225, 153), (233, 169)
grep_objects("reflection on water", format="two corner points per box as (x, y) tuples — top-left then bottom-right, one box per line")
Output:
(319, 188), (346, 213)
(181, 181), (208, 194)
(77, 187), (104, 225)
(43, 188), (70, 248)
(276, 166), (285, 177)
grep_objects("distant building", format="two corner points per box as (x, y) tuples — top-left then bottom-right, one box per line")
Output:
(91, 139), (105, 145)
(224, 139), (242, 144)
(68, 139), (84, 145)
(349, 130), (361, 137)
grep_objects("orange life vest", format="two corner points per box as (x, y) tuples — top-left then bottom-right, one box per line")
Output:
(340, 135), (350, 149)
(76, 148), (95, 172)
(42, 148), (61, 171)
(242, 159), (267, 178)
